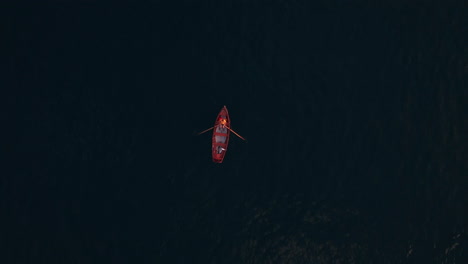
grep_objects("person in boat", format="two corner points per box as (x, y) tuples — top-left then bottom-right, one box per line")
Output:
(218, 117), (227, 127)
(214, 117), (228, 154)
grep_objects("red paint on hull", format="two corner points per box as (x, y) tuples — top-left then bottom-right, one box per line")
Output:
(212, 106), (230, 163)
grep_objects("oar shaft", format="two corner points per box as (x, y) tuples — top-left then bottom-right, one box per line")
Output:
(227, 127), (246, 141)
(198, 127), (214, 135)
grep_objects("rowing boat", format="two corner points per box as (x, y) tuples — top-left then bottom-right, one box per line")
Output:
(198, 106), (246, 163)
(212, 106), (230, 163)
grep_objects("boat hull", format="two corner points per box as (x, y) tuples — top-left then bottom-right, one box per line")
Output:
(212, 106), (230, 163)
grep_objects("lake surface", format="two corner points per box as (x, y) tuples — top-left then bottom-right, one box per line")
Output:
(5, 2), (467, 263)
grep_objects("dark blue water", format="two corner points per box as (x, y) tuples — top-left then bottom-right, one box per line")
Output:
(5, 2), (467, 263)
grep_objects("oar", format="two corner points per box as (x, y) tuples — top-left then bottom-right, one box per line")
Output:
(197, 127), (214, 135)
(226, 127), (246, 141)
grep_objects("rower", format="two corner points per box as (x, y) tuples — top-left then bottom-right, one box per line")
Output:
(218, 117), (227, 127)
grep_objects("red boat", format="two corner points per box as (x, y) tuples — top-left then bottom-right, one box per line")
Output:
(198, 106), (246, 163)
